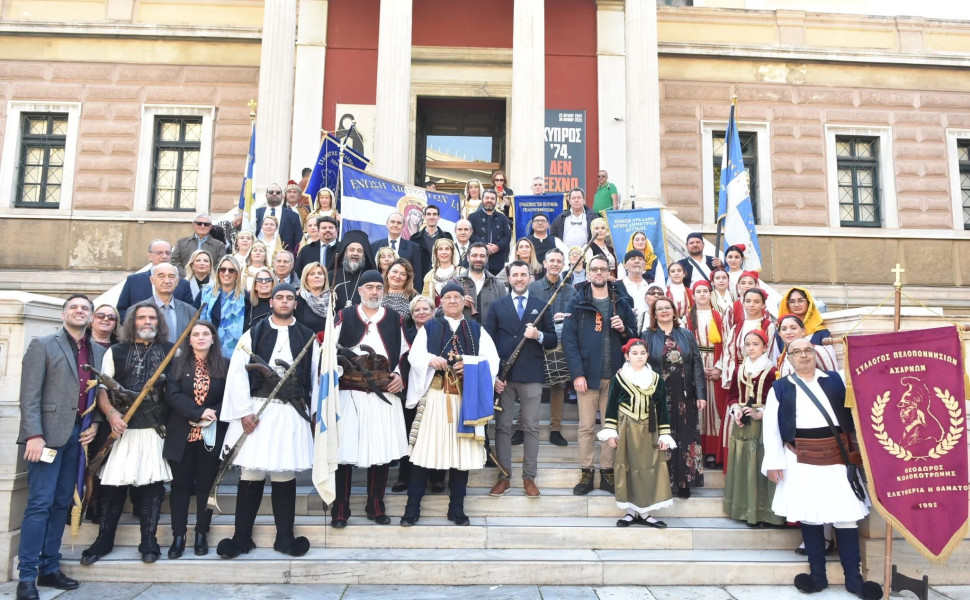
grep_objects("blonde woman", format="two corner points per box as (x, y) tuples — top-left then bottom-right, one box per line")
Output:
(583, 217), (617, 281)
(307, 187), (340, 225)
(244, 241), (270, 290)
(245, 266), (275, 327)
(505, 237), (542, 282)
(184, 249), (214, 307)
(462, 179), (485, 218)
(422, 238), (464, 305)
(258, 215), (285, 260)
(375, 246), (397, 276)
(233, 230), (255, 266)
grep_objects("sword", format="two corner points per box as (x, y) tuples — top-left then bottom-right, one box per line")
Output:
(207, 334), (316, 512)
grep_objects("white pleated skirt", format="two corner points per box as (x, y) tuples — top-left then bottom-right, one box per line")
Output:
(337, 389), (408, 467)
(99, 428), (172, 486)
(223, 399), (314, 473)
(409, 388), (486, 471)
(770, 446), (870, 524)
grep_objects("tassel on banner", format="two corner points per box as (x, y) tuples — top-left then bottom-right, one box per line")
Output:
(842, 337), (856, 409)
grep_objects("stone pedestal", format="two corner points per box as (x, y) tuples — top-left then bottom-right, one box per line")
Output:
(373, 0), (413, 183)
(509, 0), (545, 192)
(255, 0), (298, 188)
(624, 0), (661, 204)
(290, 0), (329, 182)
(0, 293), (66, 580)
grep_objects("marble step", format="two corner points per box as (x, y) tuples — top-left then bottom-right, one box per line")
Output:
(58, 547), (846, 586)
(65, 515), (801, 551)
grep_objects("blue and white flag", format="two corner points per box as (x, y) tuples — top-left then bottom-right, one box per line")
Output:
(717, 103), (762, 271)
(311, 307), (340, 505)
(513, 194), (566, 241)
(340, 165), (462, 240)
(305, 131), (368, 211)
(238, 122), (256, 230)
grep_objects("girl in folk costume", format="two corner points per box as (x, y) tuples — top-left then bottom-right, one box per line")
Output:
(726, 270), (763, 332)
(307, 187), (341, 227)
(774, 286), (832, 358)
(722, 329), (785, 527)
(665, 262), (693, 319)
(721, 288), (775, 391)
(724, 244), (746, 297)
(258, 215), (286, 257)
(422, 238), (465, 306)
(774, 314), (838, 377)
(709, 268), (733, 317)
(686, 280), (727, 468)
(598, 339), (676, 528)
(462, 179), (485, 219)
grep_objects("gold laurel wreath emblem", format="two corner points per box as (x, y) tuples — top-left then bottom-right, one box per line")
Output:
(871, 388), (965, 461)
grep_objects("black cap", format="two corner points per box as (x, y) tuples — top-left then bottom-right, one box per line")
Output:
(358, 270), (384, 286)
(624, 249), (645, 263)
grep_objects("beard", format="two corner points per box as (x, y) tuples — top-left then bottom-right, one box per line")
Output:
(469, 262), (485, 274)
(343, 256), (362, 274)
(136, 326), (157, 341)
(591, 278), (607, 288)
(361, 298), (381, 310)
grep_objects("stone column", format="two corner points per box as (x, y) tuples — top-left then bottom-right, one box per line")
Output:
(624, 0), (662, 207)
(509, 0), (545, 192)
(596, 0), (627, 205)
(373, 0), (413, 183)
(290, 0), (329, 182)
(255, 0), (298, 190)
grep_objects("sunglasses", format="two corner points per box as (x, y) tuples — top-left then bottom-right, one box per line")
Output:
(94, 313), (117, 321)
(255, 277), (274, 283)
(267, 190), (281, 195)
(218, 267), (237, 274)
(194, 221), (212, 227)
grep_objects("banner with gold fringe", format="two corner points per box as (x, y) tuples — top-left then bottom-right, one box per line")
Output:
(845, 325), (968, 562)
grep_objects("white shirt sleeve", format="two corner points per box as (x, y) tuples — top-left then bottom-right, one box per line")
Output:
(761, 386), (787, 475)
(220, 330), (256, 422)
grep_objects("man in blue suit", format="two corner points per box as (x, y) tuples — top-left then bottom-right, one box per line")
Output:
(484, 261), (557, 499)
(255, 183), (303, 252)
(371, 212), (420, 273)
(116, 239), (192, 319)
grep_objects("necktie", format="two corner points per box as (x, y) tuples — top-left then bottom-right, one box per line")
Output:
(320, 243), (327, 266)
(516, 295), (525, 320)
(390, 239), (397, 253)
(271, 208), (277, 218)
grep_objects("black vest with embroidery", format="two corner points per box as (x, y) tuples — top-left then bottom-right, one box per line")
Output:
(337, 306), (403, 372)
(247, 317), (314, 403)
(423, 318), (481, 366)
(110, 341), (172, 431)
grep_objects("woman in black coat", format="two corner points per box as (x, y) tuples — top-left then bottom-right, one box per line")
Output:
(642, 297), (707, 498)
(164, 320), (229, 558)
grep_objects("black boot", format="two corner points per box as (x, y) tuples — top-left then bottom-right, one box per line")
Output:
(572, 468), (595, 495)
(330, 464), (352, 527)
(167, 535), (186, 560)
(446, 469), (470, 526)
(794, 523), (828, 593)
(271, 479), (310, 557)
(137, 483), (164, 563)
(80, 485), (126, 565)
(365, 464), (390, 524)
(599, 468), (615, 494)
(834, 526), (883, 599)
(217, 479), (264, 559)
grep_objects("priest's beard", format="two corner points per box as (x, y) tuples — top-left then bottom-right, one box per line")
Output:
(343, 256), (362, 274)
(136, 326), (157, 341)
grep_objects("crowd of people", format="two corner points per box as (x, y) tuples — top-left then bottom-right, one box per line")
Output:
(14, 170), (880, 600)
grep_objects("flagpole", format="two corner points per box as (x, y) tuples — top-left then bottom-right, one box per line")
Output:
(884, 263), (905, 599)
(713, 93), (736, 260)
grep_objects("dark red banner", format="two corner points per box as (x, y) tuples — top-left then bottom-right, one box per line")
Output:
(845, 326), (968, 561)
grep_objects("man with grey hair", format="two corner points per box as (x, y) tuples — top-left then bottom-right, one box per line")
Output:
(453, 218), (475, 268)
(530, 176), (546, 195)
(371, 212), (420, 270)
(148, 262), (196, 344)
(272, 250), (299, 287)
(171, 213), (226, 277)
(117, 239), (193, 318)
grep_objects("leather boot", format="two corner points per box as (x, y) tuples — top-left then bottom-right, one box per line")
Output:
(365, 464), (390, 523)
(167, 535), (186, 560)
(217, 479), (264, 559)
(80, 485), (126, 565)
(835, 526), (883, 599)
(446, 469), (470, 526)
(271, 480), (310, 557)
(572, 468), (595, 495)
(794, 523), (828, 593)
(599, 468), (615, 494)
(137, 483), (164, 563)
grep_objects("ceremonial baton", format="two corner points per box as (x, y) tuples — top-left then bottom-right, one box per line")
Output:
(207, 335), (316, 512)
(82, 305), (202, 514)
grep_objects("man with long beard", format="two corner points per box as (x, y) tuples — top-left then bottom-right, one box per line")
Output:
(81, 302), (173, 565)
(325, 270), (409, 528)
(331, 230), (376, 308)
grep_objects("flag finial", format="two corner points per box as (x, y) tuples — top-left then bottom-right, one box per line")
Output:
(247, 99), (257, 119)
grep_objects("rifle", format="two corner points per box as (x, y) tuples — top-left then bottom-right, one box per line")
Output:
(207, 334), (316, 512)
(81, 305), (202, 514)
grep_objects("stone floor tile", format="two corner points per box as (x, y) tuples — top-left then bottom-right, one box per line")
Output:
(131, 584), (346, 599)
(933, 587), (970, 600)
(341, 585), (541, 599)
(58, 582), (151, 600)
(538, 585), (600, 599)
(594, 586), (658, 600)
(724, 585), (869, 599)
(648, 586), (734, 600)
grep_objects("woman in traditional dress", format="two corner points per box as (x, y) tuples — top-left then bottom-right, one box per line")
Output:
(244, 241), (270, 290)
(422, 238), (464, 305)
(685, 280), (727, 468)
(462, 179), (485, 219)
(308, 187), (341, 226)
(722, 287), (776, 391)
(383, 258), (418, 325)
(200, 255), (247, 359)
(245, 267), (275, 328)
(709, 268), (733, 316)
(164, 320), (229, 558)
(233, 231), (254, 267)
(724, 244), (746, 296)
(505, 237), (543, 282)
(294, 262), (331, 333)
(665, 262), (693, 319)
(774, 314), (838, 377)
(642, 297), (706, 498)
(184, 249), (213, 308)
(722, 329), (784, 527)
(258, 215), (286, 260)
(775, 286), (832, 356)
(726, 270), (762, 331)
(584, 217), (617, 280)
(375, 246), (397, 276)
(598, 339), (675, 528)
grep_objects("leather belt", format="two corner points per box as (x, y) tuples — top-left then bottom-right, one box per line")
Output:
(786, 433), (852, 467)
(431, 373), (462, 395)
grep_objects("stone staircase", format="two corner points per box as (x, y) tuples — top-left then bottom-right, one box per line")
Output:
(58, 403), (848, 586)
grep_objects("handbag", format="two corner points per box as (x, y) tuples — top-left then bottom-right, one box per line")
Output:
(791, 375), (867, 502)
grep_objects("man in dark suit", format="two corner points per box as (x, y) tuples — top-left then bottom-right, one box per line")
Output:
(148, 263), (197, 344)
(468, 190), (511, 276)
(409, 204), (453, 285)
(295, 216), (339, 278)
(256, 183), (302, 252)
(116, 239), (193, 319)
(484, 261), (557, 499)
(677, 232), (723, 286)
(371, 212), (420, 272)
(17, 294), (106, 600)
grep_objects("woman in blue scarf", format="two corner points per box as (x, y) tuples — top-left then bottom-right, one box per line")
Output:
(199, 255), (247, 358)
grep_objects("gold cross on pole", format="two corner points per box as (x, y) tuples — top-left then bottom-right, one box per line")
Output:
(891, 263), (905, 289)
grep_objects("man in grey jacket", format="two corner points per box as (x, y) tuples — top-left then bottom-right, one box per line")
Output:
(170, 213), (227, 277)
(460, 243), (505, 323)
(17, 294), (105, 600)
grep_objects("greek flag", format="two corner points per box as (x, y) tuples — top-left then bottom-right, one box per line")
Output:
(311, 305), (340, 505)
(717, 103), (762, 271)
(305, 130), (368, 211)
(340, 164), (462, 240)
(238, 122), (257, 231)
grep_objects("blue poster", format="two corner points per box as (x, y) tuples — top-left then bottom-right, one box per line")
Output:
(513, 194), (566, 241)
(604, 208), (668, 276)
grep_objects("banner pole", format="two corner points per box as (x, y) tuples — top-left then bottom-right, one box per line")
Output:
(884, 263), (905, 599)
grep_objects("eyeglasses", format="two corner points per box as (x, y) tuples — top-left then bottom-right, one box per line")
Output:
(255, 277), (274, 283)
(94, 313), (117, 321)
(656, 306), (674, 312)
(589, 267), (610, 274)
(151, 250), (173, 256)
(194, 221), (212, 227)
(647, 291), (664, 296)
(267, 190), (281, 195)
(788, 348), (814, 357)
(218, 267), (237, 274)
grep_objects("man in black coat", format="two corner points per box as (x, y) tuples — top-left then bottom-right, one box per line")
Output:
(117, 239), (193, 318)
(467, 190), (511, 276)
(371, 212), (420, 274)
(255, 183), (303, 252)
(332, 230), (376, 308)
(484, 261), (557, 499)
(677, 232), (722, 286)
(295, 216), (339, 278)
(409, 204), (453, 285)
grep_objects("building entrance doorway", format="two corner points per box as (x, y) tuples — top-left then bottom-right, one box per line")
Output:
(414, 97), (506, 197)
